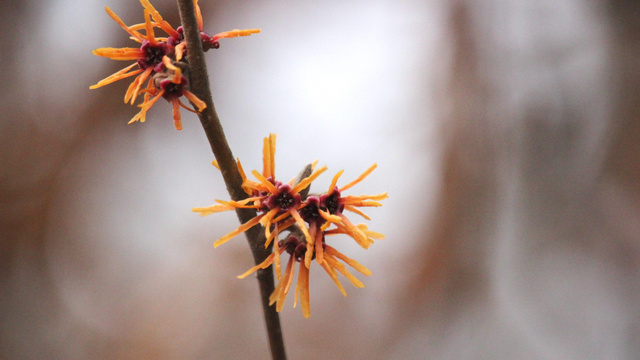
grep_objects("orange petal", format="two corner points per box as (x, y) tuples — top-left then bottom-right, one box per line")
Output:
(273, 236), (282, 281)
(236, 159), (247, 182)
(262, 136), (273, 179)
(105, 7), (145, 41)
(191, 204), (235, 216)
(194, 0), (203, 31)
(211, 29), (261, 42)
(172, 99), (182, 130)
(129, 90), (164, 124)
(318, 208), (342, 223)
(324, 255), (364, 288)
(175, 42), (186, 61)
(341, 192), (389, 203)
(237, 252), (276, 279)
(338, 214), (370, 248)
(344, 205), (370, 220)
(251, 170), (278, 194)
(314, 228), (324, 265)
(269, 255), (296, 311)
(268, 134), (276, 179)
(260, 208), (280, 244)
(125, 67), (153, 104)
(213, 213), (263, 248)
(319, 260), (346, 296)
(325, 245), (372, 276)
(90, 63), (142, 89)
(291, 165), (327, 194)
(339, 163), (377, 192)
(139, 0), (180, 39)
(298, 263), (310, 318)
(289, 209), (311, 245)
(162, 56), (182, 83)
(91, 47), (143, 60)
(328, 170), (344, 193)
(183, 90), (207, 112)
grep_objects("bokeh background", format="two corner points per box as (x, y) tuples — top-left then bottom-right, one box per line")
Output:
(2, 0), (639, 359)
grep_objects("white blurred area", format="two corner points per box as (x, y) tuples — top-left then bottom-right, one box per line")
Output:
(1, 0), (639, 359)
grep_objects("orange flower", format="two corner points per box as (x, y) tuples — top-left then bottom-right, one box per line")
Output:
(297, 164), (387, 267)
(237, 234), (371, 318)
(193, 134), (326, 249)
(90, 6), (170, 105)
(91, 0), (259, 129)
(128, 56), (206, 130)
(194, 135), (387, 318)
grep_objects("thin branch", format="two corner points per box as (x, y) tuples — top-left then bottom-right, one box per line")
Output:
(176, 1), (287, 359)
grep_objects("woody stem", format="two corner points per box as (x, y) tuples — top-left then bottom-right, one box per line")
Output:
(176, 1), (287, 359)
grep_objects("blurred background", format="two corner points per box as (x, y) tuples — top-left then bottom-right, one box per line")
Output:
(1, 0), (639, 359)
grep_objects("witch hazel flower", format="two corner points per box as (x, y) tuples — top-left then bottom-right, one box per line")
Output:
(90, 0), (259, 129)
(90, 5), (170, 104)
(193, 134), (327, 251)
(194, 134), (387, 318)
(193, 135), (327, 286)
(130, 56), (206, 130)
(237, 232), (372, 318)
(298, 164), (388, 267)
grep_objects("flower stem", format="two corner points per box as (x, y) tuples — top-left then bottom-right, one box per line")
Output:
(176, 1), (287, 359)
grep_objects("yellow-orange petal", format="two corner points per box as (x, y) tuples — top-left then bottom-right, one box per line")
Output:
(237, 252), (276, 279)
(143, 8), (158, 45)
(92, 47), (143, 60)
(339, 163), (377, 192)
(261, 134), (276, 179)
(324, 255), (364, 288)
(90, 63), (142, 89)
(162, 56), (182, 83)
(341, 192), (389, 204)
(298, 262), (310, 318)
(175, 42), (186, 61)
(337, 213), (370, 248)
(314, 227), (324, 264)
(328, 170), (344, 193)
(213, 214), (263, 248)
(359, 226), (385, 240)
(125, 67), (153, 104)
(129, 89), (164, 124)
(211, 29), (261, 42)
(178, 99), (199, 114)
(260, 208), (280, 242)
(194, 0), (203, 31)
(289, 209), (311, 244)
(270, 255), (296, 310)
(172, 99), (182, 130)
(319, 260), (347, 296)
(318, 208), (342, 223)
(268, 134), (276, 178)
(139, 0), (180, 39)
(273, 236), (282, 281)
(325, 245), (372, 276)
(192, 204), (235, 216)
(105, 7), (146, 42)
(251, 170), (278, 194)
(216, 197), (262, 207)
(291, 165), (328, 194)
(183, 90), (207, 112)
(344, 205), (370, 220)
(266, 218), (295, 248)
(304, 242), (314, 270)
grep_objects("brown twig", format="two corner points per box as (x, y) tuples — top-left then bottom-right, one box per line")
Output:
(176, 1), (287, 359)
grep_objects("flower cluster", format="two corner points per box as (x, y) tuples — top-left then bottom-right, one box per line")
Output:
(193, 134), (387, 317)
(90, 0), (259, 130)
